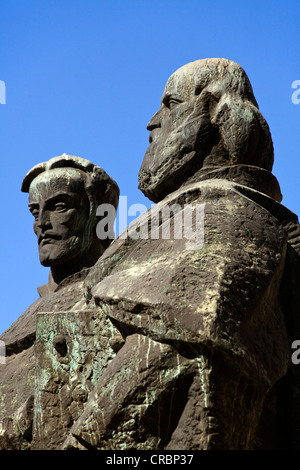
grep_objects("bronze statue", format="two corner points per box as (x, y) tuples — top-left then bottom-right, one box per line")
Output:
(1, 60), (299, 450)
(22, 154), (119, 292)
(0, 154), (119, 449)
(65, 59), (300, 450)
(138, 58), (274, 202)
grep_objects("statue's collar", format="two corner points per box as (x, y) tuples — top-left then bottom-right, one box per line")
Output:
(37, 267), (91, 298)
(182, 164), (282, 203)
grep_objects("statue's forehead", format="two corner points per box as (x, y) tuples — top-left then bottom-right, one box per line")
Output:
(28, 168), (84, 202)
(162, 59), (233, 101)
(163, 68), (196, 100)
(163, 61), (212, 100)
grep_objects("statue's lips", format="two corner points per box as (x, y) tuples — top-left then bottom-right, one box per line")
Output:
(148, 128), (160, 144)
(39, 234), (61, 246)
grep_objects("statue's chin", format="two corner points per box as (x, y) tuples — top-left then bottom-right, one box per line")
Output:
(38, 238), (82, 268)
(139, 148), (199, 203)
(39, 252), (74, 268)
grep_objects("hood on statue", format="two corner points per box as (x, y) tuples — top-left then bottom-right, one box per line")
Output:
(138, 58), (279, 203)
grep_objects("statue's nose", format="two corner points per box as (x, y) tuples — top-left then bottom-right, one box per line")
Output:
(147, 109), (162, 131)
(37, 209), (51, 230)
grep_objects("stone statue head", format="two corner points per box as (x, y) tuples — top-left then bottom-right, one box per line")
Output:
(21, 154), (119, 283)
(138, 58), (274, 202)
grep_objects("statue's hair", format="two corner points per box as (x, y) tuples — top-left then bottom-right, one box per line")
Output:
(179, 58), (274, 171)
(21, 154), (119, 247)
(22, 153), (119, 205)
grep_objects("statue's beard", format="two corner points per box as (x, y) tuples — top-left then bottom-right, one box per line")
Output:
(39, 230), (93, 267)
(139, 118), (215, 203)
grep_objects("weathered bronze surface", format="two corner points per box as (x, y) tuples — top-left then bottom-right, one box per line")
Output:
(0, 154), (120, 449)
(0, 60), (299, 450)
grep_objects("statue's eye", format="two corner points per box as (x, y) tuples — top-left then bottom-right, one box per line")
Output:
(29, 206), (39, 220)
(31, 209), (39, 220)
(162, 95), (182, 111)
(54, 202), (68, 212)
(168, 98), (181, 110)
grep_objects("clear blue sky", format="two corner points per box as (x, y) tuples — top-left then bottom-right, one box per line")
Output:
(0, 0), (299, 334)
